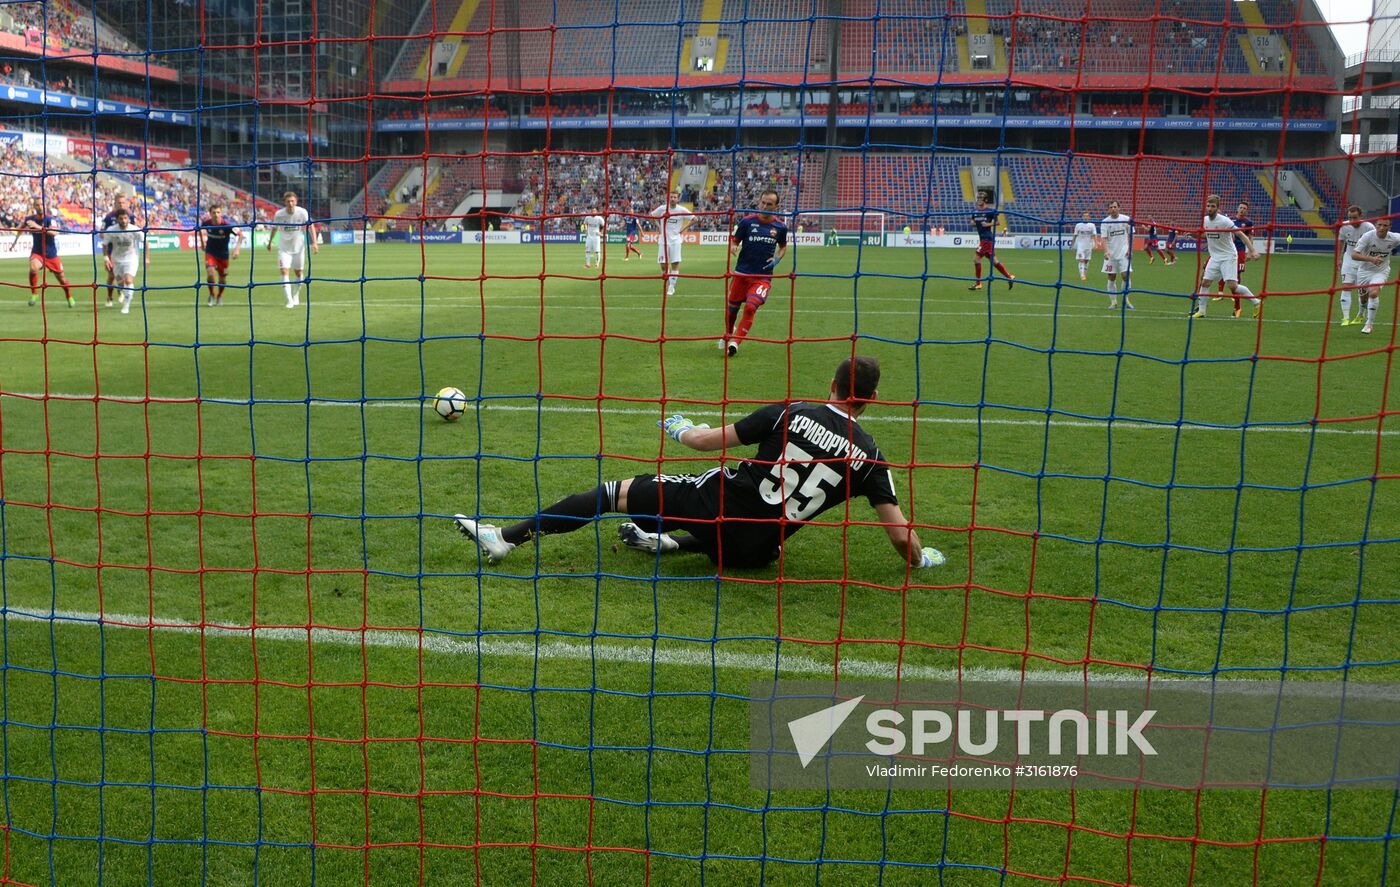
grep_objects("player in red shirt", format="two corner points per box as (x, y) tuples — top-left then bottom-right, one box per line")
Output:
(721, 189), (788, 356)
(969, 193), (1014, 290)
(199, 204), (243, 306)
(10, 199), (75, 307)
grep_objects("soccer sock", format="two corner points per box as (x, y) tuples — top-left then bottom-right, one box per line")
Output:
(666, 272), (676, 291)
(1216, 280), (1225, 294)
(1340, 289), (1352, 317)
(1078, 261), (1087, 276)
(726, 301), (741, 334)
(1235, 283), (1257, 304)
(973, 261), (982, 279)
(63, 283), (73, 302)
(1107, 278), (1118, 296)
(1196, 295), (1209, 313)
(283, 280), (294, 302)
(669, 533), (706, 553)
(1367, 299), (1378, 325)
(994, 261), (1012, 278)
(28, 270), (38, 294)
(502, 482), (619, 544)
(294, 283), (303, 301)
(732, 300), (760, 342)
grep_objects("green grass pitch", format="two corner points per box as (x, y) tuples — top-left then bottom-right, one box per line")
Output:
(0, 241), (1396, 885)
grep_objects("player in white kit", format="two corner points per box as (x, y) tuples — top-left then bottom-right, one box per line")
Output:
(1100, 201), (1134, 310)
(1336, 205), (1376, 326)
(1072, 211), (1097, 281)
(101, 208), (145, 315)
(583, 214), (605, 269)
(267, 191), (319, 308)
(1190, 195), (1259, 319)
(1351, 217), (1400, 335)
(650, 190), (694, 296)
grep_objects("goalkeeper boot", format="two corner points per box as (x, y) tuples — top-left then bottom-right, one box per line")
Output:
(454, 516), (514, 564)
(618, 522), (680, 554)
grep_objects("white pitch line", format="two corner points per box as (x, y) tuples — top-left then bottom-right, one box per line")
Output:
(5, 390), (1396, 437)
(1, 607), (1073, 682)
(0, 284), (1348, 324)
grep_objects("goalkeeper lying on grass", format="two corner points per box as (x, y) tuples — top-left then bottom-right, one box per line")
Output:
(455, 355), (945, 571)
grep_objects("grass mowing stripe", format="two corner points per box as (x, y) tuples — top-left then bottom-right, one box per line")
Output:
(6, 390), (1393, 437)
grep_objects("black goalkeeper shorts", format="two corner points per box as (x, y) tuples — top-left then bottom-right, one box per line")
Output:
(626, 471), (783, 569)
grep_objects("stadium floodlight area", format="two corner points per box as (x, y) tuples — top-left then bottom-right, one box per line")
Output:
(1, 0), (1398, 885)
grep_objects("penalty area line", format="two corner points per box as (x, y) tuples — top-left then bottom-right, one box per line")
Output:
(3, 607), (1081, 683)
(5, 390), (1396, 437)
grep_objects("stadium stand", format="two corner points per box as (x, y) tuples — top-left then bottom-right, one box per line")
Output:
(353, 148), (827, 233)
(841, 2), (957, 77)
(375, 0), (1333, 86)
(717, 0), (833, 76)
(0, 0), (137, 54)
(831, 153), (1338, 238)
(383, 0), (470, 84)
(0, 137), (272, 233)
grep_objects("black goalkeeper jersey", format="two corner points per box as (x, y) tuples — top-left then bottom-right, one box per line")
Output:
(720, 401), (898, 533)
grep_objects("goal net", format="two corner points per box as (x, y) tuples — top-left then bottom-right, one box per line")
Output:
(0, 0), (1395, 884)
(792, 210), (886, 240)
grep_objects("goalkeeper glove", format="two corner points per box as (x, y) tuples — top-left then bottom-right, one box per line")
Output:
(918, 547), (946, 569)
(659, 414), (709, 445)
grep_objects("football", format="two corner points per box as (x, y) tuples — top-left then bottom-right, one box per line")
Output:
(433, 387), (467, 421)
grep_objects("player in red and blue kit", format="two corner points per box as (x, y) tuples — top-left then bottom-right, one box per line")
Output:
(1141, 219), (1161, 264)
(721, 189), (787, 357)
(969, 192), (1014, 290)
(10, 199), (75, 307)
(623, 215), (641, 260)
(199, 203), (243, 307)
